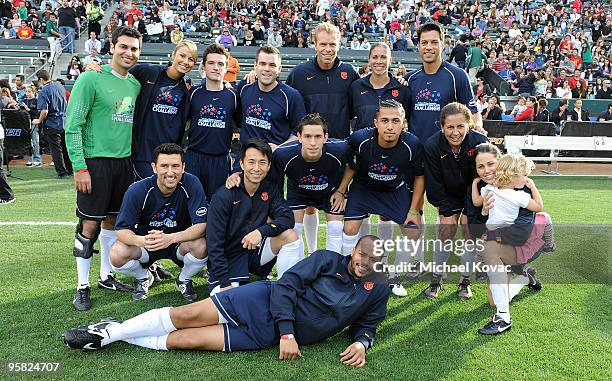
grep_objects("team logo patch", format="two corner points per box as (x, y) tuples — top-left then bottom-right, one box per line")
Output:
(363, 282), (374, 291)
(341, 71), (348, 80)
(392, 89), (399, 97)
(261, 192), (269, 201)
(195, 207), (207, 217)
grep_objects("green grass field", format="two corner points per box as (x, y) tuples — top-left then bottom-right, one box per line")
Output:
(0, 167), (610, 380)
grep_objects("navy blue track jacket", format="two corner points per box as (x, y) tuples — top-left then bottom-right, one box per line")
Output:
(206, 175), (295, 288)
(423, 130), (488, 217)
(270, 250), (389, 348)
(285, 57), (359, 139)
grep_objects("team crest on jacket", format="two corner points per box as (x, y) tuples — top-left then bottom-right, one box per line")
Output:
(261, 192), (269, 201)
(391, 89), (399, 97)
(363, 281), (374, 291)
(341, 71), (348, 80)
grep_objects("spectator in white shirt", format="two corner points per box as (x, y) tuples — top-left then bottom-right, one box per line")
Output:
(84, 31), (101, 54)
(267, 28), (283, 48)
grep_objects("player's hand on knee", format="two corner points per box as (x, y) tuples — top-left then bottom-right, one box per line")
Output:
(330, 191), (345, 212)
(340, 342), (366, 367)
(242, 230), (262, 250)
(75, 171), (92, 194)
(279, 336), (301, 360)
(225, 172), (241, 189)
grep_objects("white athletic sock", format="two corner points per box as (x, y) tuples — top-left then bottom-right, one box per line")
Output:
(509, 275), (529, 301)
(488, 271), (511, 323)
(303, 213), (318, 254)
(294, 223), (305, 259)
(342, 232), (359, 256)
(138, 248), (150, 264)
(175, 246), (185, 262)
(378, 220), (393, 242)
(113, 259), (148, 280)
(179, 253), (208, 282)
(98, 229), (117, 279)
(124, 334), (169, 351)
(325, 221), (343, 254)
(358, 216), (371, 237)
(276, 239), (301, 278)
(76, 257), (92, 289)
(103, 307), (176, 346)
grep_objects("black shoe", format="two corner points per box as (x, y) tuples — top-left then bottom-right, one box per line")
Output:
(149, 261), (173, 282)
(62, 319), (117, 350)
(478, 314), (512, 335)
(176, 279), (198, 302)
(524, 267), (542, 291)
(98, 274), (134, 293)
(456, 277), (473, 300)
(72, 287), (91, 311)
(0, 197), (16, 206)
(424, 275), (442, 299)
(132, 271), (154, 301)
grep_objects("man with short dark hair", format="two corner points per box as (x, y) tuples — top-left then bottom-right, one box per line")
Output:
(32, 69), (72, 179)
(65, 26), (142, 311)
(111, 143), (208, 302)
(597, 103), (612, 122)
(596, 80), (612, 99)
(569, 99), (591, 121)
(57, 0), (79, 53)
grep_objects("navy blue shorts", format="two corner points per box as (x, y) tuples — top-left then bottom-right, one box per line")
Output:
(286, 189), (343, 215)
(132, 160), (154, 181)
(207, 238), (277, 291)
(211, 281), (278, 352)
(185, 150), (231, 201)
(344, 181), (412, 225)
(140, 243), (182, 268)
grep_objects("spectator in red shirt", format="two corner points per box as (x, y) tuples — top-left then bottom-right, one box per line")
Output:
(17, 20), (34, 39)
(559, 35), (573, 55)
(124, 2), (142, 26)
(515, 96), (538, 121)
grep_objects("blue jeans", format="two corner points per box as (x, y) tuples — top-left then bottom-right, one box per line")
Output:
(59, 26), (75, 53)
(29, 124), (41, 163)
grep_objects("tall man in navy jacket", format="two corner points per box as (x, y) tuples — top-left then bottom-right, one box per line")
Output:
(63, 235), (389, 369)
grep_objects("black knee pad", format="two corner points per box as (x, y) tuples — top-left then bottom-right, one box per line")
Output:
(73, 220), (100, 259)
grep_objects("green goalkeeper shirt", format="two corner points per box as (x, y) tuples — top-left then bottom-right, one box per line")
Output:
(65, 65), (141, 171)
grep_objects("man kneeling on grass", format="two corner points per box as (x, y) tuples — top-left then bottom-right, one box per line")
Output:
(63, 235), (389, 368)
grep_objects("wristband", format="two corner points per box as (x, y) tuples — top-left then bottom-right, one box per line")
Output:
(408, 209), (420, 216)
(280, 334), (295, 340)
(78, 169), (88, 173)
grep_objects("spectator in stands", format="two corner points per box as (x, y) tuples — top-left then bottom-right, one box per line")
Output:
(508, 22), (521, 40)
(252, 21), (265, 41)
(551, 98), (570, 128)
(515, 96), (538, 122)
(82, 48), (102, 66)
(295, 31), (306, 48)
(466, 41), (485, 85)
(86, 0), (104, 37)
(473, 77), (492, 98)
(499, 62), (516, 82)
(19, 85), (41, 166)
(0, 88), (17, 109)
(46, 12), (63, 60)
(553, 69), (569, 89)
(448, 35), (468, 69)
(160, 2), (174, 32)
(267, 27), (282, 48)
(84, 31), (101, 54)
(569, 99), (591, 122)
(475, 93), (489, 114)
(515, 71), (535, 97)
(214, 28), (236, 48)
(586, 84), (597, 100)
(124, 1), (142, 26)
(349, 35), (360, 50)
(67, 58), (82, 80)
(568, 70), (587, 98)
(0, 0), (12, 20)
(360, 36), (371, 51)
(13, 74), (26, 102)
(596, 80), (612, 99)
(3, 20), (17, 39)
(482, 94), (503, 121)
(223, 47), (240, 86)
(392, 30), (408, 51)
(510, 96), (527, 119)
(556, 80), (573, 99)
(58, 0), (78, 54)
(16, 19), (34, 39)
(597, 103), (612, 122)
(29, 14), (43, 35)
(559, 34), (574, 55)
(559, 55), (576, 74)
(243, 28), (255, 47)
(534, 98), (550, 122)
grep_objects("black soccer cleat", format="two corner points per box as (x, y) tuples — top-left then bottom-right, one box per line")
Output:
(456, 277), (473, 300)
(73, 287), (91, 311)
(524, 267), (542, 291)
(424, 275), (443, 299)
(98, 274), (134, 293)
(132, 271), (154, 301)
(478, 314), (512, 335)
(176, 279), (198, 303)
(149, 261), (173, 282)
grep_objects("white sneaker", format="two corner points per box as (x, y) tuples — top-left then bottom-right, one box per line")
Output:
(32, 161), (42, 167)
(390, 284), (408, 297)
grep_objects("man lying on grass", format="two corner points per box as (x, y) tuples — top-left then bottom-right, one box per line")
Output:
(63, 235), (390, 367)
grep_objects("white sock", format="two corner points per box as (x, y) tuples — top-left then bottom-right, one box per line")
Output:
(358, 216), (371, 237)
(303, 213), (318, 254)
(175, 246), (184, 262)
(76, 257), (92, 289)
(138, 248), (150, 264)
(488, 271), (511, 323)
(124, 334), (169, 351)
(378, 220), (393, 242)
(99, 229), (117, 279)
(179, 253), (208, 282)
(342, 232), (359, 256)
(276, 239), (301, 278)
(103, 307), (176, 346)
(509, 275), (529, 301)
(294, 223), (305, 259)
(325, 221), (343, 254)
(113, 259), (148, 280)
